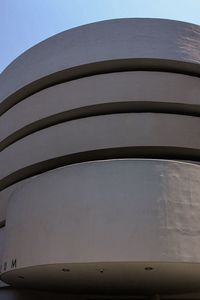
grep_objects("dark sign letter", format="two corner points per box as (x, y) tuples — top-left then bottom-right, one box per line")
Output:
(11, 259), (17, 269)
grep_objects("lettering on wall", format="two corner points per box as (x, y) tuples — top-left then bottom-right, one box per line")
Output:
(1, 259), (17, 272)
(11, 258), (17, 269)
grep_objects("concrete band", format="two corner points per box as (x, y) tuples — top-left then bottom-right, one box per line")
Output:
(3, 262), (200, 295)
(2, 159), (200, 293)
(1, 19), (200, 114)
(1, 71), (200, 149)
(1, 113), (200, 189)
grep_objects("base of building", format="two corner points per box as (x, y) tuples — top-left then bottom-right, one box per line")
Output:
(2, 262), (200, 296)
(1, 287), (200, 300)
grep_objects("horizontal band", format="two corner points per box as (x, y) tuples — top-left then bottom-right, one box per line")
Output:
(1, 71), (200, 146)
(1, 18), (200, 114)
(2, 102), (200, 151)
(2, 261), (200, 294)
(2, 113), (200, 189)
(2, 159), (200, 292)
(1, 146), (200, 192)
(1, 60), (200, 117)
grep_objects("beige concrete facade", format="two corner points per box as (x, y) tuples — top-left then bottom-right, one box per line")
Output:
(1, 18), (200, 299)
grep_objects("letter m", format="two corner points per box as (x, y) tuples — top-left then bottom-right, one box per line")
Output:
(11, 259), (17, 269)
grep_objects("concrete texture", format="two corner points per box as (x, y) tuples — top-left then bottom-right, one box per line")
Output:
(3, 159), (200, 265)
(1, 18), (200, 299)
(1, 19), (200, 114)
(2, 160), (200, 294)
(1, 113), (200, 190)
(1, 71), (200, 147)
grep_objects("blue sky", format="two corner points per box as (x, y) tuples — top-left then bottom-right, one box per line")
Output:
(0, 0), (200, 72)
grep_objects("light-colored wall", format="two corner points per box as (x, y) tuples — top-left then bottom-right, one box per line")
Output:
(1, 113), (200, 187)
(1, 71), (200, 143)
(2, 159), (200, 273)
(1, 19), (200, 113)
(1, 18), (200, 297)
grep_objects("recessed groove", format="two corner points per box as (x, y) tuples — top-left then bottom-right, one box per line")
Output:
(1, 146), (200, 192)
(0, 220), (6, 228)
(1, 101), (200, 151)
(1, 58), (200, 116)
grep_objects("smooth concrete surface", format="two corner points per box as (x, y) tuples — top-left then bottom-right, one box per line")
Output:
(2, 160), (200, 293)
(0, 227), (5, 275)
(3, 262), (200, 295)
(0, 228), (7, 289)
(0, 227), (5, 260)
(0, 189), (9, 222)
(1, 113), (200, 188)
(1, 71), (200, 146)
(1, 18), (200, 298)
(1, 19), (200, 114)
(0, 186), (16, 223)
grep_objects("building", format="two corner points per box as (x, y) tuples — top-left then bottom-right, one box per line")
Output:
(0, 18), (200, 299)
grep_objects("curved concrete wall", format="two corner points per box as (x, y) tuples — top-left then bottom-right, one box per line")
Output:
(3, 159), (200, 266)
(1, 71), (200, 149)
(1, 18), (200, 114)
(1, 18), (200, 298)
(2, 159), (200, 294)
(2, 113), (200, 191)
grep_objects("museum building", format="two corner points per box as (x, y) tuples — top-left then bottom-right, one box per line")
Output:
(0, 18), (200, 299)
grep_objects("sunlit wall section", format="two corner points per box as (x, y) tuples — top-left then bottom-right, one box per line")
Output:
(0, 18), (200, 300)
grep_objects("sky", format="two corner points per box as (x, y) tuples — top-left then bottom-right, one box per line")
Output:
(0, 0), (200, 73)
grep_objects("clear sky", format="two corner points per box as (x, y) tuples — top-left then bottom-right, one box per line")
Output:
(0, 0), (200, 73)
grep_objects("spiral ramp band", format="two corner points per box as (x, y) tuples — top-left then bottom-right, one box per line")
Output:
(1, 18), (200, 299)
